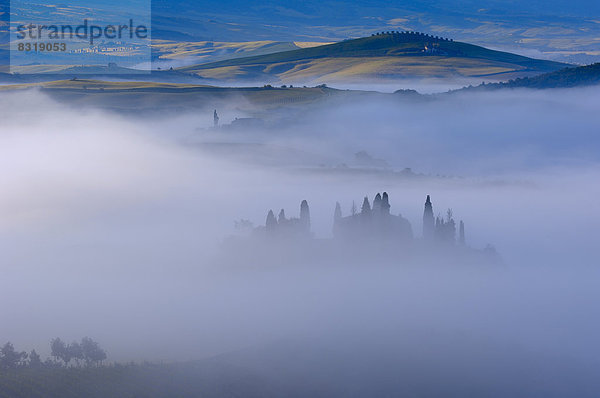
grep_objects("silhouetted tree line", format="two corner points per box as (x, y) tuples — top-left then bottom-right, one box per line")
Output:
(264, 200), (311, 237)
(238, 193), (504, 265)
(499, 63), (600, 89)
(423, 195), (465, 245)
(0, 338), (106, 370)
(333, 192), (413, 240)
(255, 193), (468, 246)
(371, 30), (453, 42)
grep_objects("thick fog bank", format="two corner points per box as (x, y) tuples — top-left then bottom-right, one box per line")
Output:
(0, 90), (598, 393)
(263, 86), (600, 175)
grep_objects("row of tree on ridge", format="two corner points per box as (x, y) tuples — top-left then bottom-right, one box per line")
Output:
(0, 338), (107, 370)
(371, 31), (454, 42)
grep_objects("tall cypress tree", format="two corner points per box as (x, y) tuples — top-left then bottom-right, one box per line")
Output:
(333, 202), (342, 237)
(334, 202), (342, 221)
(278, 209), (286, 224)
(361, 196), (371, 216)
(446, 209), (456, 243)
(300, 200), (310, 232)
(423, 195), (435, 239)
(266, 209), (277, 232)
(381, 192), (391, 215)
(459, 220), (465, 245)
(373, 193), (382, 213)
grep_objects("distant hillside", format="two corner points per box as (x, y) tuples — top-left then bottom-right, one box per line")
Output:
(178, 32), (569, 83)
(0, 79), (343, 113)
(152, 40), (330, 67)
(0, 68), (211, 85)
(148, 0), (600, 65)
(486, 63), (600, 89)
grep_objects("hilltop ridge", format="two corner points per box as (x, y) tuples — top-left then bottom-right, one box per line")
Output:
(179, 32), (568, 83)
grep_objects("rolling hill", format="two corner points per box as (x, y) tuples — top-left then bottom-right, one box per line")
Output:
(152, 40), (331, 67)
(149, 0), (600, 64)
(0, 78), (344, 113)
(178, 32), (569, 84)
(451, 63), (600, 93)
(490, 63), (600, 89)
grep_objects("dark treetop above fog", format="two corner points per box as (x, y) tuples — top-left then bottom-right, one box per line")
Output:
(231, 193), (500, 266)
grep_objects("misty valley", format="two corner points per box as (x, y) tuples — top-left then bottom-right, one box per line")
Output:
(1, 3), (600, 397)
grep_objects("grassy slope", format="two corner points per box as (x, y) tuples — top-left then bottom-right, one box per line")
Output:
(153, 40), (300, 60)
(0, 80), (214, 90)
(1, 340), (598, 398)
(4, 62), (595, 114)
(0, 79), (337, 112)
(152, 40), (329, 63)
(178, 33), (568, 81)
(0, 363), (269, 398)
(4, 41), (330, 75)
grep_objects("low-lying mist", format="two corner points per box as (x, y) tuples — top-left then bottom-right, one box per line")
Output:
(0, 87), (599, 394)
(268, 85), (600, 175)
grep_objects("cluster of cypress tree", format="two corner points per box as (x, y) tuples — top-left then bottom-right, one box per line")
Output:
(265, 200), (311, 237)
